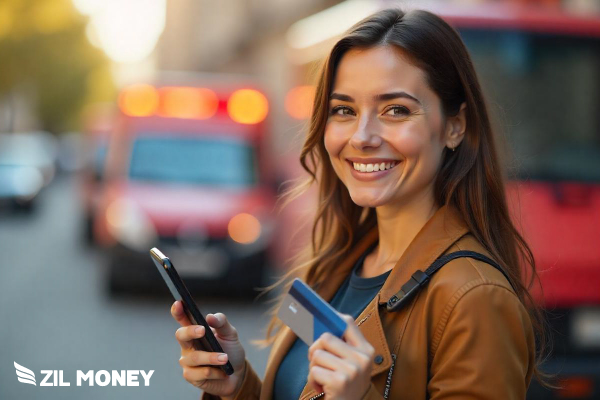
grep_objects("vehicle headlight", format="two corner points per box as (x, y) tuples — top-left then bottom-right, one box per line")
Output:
(571, 307), (600, 350)
(227, 212), (275, 254)
(12, 166), (44, 200)
(105, 199), (157, 251)
(228, 213), (261, 244)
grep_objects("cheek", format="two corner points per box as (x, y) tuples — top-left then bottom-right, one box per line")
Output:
(387, 126), (428, 157)
(323, 125), (345, 158)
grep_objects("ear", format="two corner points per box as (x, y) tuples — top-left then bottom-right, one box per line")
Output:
(444, 102), (467, 151)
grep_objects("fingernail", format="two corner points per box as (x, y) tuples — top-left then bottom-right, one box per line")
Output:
(217, 354), (228, 362)
(195, 326), (204, 335)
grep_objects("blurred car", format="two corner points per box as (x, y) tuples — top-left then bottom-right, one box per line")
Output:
(78, 103), (116, 244)
(57, 132), (86, 174)
(285, 1), (600, 398)
(0, 132), (58, 210)
(93, 75), (278, 295)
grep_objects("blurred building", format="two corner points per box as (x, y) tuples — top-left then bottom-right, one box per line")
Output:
(155, 0), (342, 155)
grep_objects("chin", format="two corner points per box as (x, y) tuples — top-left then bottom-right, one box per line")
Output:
(348, 191), (390, 208)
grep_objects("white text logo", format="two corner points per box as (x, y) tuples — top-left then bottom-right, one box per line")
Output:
(14, 361), (154, 387)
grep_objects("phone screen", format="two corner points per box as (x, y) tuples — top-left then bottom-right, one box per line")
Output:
(150, 247), (234, 375)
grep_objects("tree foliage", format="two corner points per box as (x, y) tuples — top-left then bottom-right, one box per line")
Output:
(0, 0), (114, 133)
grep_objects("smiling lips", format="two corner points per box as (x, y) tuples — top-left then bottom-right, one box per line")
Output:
(345, 158), (402, 181)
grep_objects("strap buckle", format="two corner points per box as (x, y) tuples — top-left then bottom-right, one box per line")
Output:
(386, 270), (429, 312)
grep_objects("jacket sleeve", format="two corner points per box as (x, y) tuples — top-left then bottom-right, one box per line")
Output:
(200, 359), (262, 400)
(427, 283), (535, 400)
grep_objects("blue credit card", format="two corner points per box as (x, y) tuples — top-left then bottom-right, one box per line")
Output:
(277, 278), (348, 345)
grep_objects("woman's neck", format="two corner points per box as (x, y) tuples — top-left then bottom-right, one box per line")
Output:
(369, 191), (439, 274)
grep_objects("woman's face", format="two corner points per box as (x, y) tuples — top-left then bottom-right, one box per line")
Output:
(324, 45), (465, 209)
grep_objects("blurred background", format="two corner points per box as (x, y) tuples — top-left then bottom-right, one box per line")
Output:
(1, 0), (599, 399)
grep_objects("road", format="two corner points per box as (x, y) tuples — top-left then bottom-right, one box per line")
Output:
(0, 174), (272, 400)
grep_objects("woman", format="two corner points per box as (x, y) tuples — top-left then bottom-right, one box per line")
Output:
(171, 8), (549, 399)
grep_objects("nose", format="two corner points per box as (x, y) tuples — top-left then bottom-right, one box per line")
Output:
(349, 114), (382, 150)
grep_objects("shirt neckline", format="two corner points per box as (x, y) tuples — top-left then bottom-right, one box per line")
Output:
(349, 239), (391, 289)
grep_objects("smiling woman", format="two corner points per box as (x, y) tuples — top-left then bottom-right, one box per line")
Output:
(324, 45), (462, 208)
(171, 7), (552, 400)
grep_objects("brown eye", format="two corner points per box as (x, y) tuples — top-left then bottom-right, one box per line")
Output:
(330, 106), (355, 116)
(384, 105), (410, 116)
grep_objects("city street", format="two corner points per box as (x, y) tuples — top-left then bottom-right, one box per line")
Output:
(0, 174), (272, 400)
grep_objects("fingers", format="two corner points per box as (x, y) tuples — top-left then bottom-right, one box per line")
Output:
(308, 332), (353, 361)
(307, 365), (325, 394)
(310, 349), (354, 375)
(206, 313), (238, 341)
(171, 301), (192, 327)
(175, 325), (206, 350)
(308, 315), (374, 367)
(340, 314), (370, 350)
(179, 350), (229, 368)
(308, 365), (339, 392)
(182, 365), (228, 383)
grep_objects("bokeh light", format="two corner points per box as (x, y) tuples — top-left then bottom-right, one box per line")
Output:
(285, 85), (316, 120)
(118, 84), (159, 117)
(228, 213), (261, 244)
(157, 87), (219, 120)
(227, 89), (269, 125)
(72, 0), (166, 64)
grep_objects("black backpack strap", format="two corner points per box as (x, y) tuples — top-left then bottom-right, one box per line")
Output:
(386, 251), (513, 312)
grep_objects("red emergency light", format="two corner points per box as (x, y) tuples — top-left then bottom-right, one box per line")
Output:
(117, 84), (268, 124)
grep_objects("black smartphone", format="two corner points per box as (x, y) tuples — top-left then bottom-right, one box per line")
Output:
(150, 247), (234, 375)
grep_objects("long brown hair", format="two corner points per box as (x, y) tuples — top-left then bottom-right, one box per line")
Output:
(261, 7), (552, 387)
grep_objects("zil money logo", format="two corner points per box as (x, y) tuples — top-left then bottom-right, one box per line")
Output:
(13, 361), (154, 387)
(14, 362), (36, 386)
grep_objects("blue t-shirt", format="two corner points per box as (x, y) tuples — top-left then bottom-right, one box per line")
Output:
(273, 240), (389, 400)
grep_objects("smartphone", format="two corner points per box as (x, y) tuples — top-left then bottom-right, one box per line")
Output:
(277, 278), (348, 346)
(150, 247), (234, 375)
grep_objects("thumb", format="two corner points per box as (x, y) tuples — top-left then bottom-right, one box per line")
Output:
(206, 313), (239, 341)
(340, 314), (365, 348)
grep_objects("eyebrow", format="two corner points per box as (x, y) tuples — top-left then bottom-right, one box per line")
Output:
(330, 91), (422, 105)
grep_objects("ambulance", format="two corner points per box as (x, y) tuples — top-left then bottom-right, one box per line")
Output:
(94, 74), (278, 295)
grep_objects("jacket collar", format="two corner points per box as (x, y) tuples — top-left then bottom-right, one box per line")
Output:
(378, 203), (470, 304)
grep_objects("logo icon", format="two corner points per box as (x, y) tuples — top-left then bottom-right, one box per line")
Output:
(14, 362), (36, 386)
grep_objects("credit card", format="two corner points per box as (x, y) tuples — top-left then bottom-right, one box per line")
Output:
(277, 278), (347, 345)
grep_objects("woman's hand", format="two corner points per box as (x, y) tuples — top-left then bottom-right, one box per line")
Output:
(171, 301), (246, 399)
(307, 315), (375, 400)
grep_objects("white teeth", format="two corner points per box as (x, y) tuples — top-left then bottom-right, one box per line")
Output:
(352, 161), (399, 172)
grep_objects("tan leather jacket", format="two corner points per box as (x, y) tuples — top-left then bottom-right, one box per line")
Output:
(203, 204), (535, 399)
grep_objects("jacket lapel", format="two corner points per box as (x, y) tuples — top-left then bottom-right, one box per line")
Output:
(378, 204), (470, 306)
